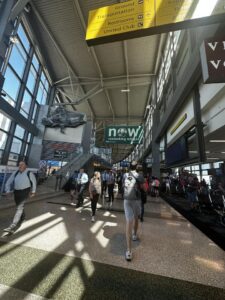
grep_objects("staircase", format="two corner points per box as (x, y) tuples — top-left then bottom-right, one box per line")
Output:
(43, 153), (94, 190)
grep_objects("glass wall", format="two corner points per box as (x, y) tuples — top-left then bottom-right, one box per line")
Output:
(1, 22), (51, 165)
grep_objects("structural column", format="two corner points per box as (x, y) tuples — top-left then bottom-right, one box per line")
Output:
(0, 0), (16, 70)
(193, 84), (206, 163)
(152, 108), (161, 178)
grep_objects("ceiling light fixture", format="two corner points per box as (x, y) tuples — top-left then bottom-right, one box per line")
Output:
(121, 89), (130, 92)
(209, 140), (225, 143)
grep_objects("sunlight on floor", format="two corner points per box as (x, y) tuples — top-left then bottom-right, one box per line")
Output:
(81, 257), (95, 277)
(75, 240), (84, 252)
(166, 222), (181, 226)
(90, 221), (104, 234)
(180, 239), (193, 245)
(195, 256), (224, 272)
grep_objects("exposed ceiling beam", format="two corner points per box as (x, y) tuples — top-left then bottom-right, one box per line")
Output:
(56, 85), (103, 105)
(104, 89), (115, 121)
(58, 81), (152, 90)
(94, 116), (143, 121)
(30, 2), (95, 116)
(56, 76), (153, 89)
(72, 0), (115, 118)
(10, 0), (29, 20)
(123, 41), (130, 123)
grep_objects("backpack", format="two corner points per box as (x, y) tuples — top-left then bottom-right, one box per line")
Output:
(123, 172), (141, 200)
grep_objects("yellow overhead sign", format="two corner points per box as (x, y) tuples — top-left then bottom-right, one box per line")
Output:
(86, 0), (155, 41)
(86, 0), (225, 45)
(156, 0), (195, 26)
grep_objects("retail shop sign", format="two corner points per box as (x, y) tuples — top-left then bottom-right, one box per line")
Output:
(105, 126), (143, 144)
(54, 150), (68, 158)
(86, 0), (225, 46)
(200, 36), (225, 83)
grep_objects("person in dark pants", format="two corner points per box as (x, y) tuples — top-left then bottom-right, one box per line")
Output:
(89, 171), (101, 222)
(4, 161), (37, 233)
(101, 170), (108, 197)
(140, 175), (148, 222)
(107, 170), (115, 205)
(69, 170), (78, 205)
(76, 168), (89, 207)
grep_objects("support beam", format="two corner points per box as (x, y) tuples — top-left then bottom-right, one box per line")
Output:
(0, 0), (15, 42)
(56, 85), (103, 106)
(123, 41), (130, 123)
(31, 2), (95, 117)
(72, 0), (115, 117)
(10, 0), (29, 20)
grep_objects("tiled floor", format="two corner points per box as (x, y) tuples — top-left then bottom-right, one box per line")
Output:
(0, 191), (225, 297)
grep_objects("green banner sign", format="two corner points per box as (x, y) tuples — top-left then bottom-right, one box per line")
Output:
(105, 126), (143, 144)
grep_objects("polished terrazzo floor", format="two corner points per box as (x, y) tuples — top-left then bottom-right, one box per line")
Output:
(0, 191), (224, 299)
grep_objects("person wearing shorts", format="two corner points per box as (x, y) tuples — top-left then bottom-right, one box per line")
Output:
(123, 161), (145, 261)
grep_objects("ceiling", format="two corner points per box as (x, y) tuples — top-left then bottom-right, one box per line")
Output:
(24, 0), (166, 163)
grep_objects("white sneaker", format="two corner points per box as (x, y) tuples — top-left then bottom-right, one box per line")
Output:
(125, 250), (132, 261)
(132, 234), (138, 241)
(91, 216), (95, 222)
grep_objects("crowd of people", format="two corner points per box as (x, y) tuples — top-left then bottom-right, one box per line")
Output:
(5, 160), (224, 261)
(62, 164), (162, 261)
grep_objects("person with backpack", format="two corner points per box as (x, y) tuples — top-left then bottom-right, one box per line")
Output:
(3, 161), (37, 234)
(89, 171), (102, 222)
(123, 161), (146, 261)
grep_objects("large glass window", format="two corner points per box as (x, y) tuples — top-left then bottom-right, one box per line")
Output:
(0, 131), (7, 150)
(32, 54), (39, 71)
(0, 113), (11, 132)
(17, 24), (30, 53)
(10, 137), (22, 154)
(20, 89), (32, 117)
(24, 143), (29, 156)
(8, 44), (26, 78)
(27, 133), (31, 142)
(32, 104), (38, 123)
(27, 65), (37, 93)
(14, 125), (25, 139)
(1, 21), (51, 164)
(2, 66), (20, 105)
(36, 81), (45, 104)
(36, 71), (49, 105)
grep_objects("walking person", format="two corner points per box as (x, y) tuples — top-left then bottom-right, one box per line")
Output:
(76, 168), (89, 207)
(140, 175), (148, 222)
(3, 161), (37, 234)
(101, 170), (108, 197)
(123, 161), (146, 261)
(89, 171), (102, 222)
(165, 176), (171, 194)
(69, 170), (78, 205)
(107, 170), (115, 206)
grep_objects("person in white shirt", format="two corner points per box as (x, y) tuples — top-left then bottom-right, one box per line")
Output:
(76, 168), (89, 207)
(3, 161), (37, 233)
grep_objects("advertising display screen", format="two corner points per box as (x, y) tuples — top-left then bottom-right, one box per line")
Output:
(166, 137), (187, 166)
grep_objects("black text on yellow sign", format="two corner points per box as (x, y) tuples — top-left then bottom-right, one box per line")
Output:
(86, 0), (225, 46)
